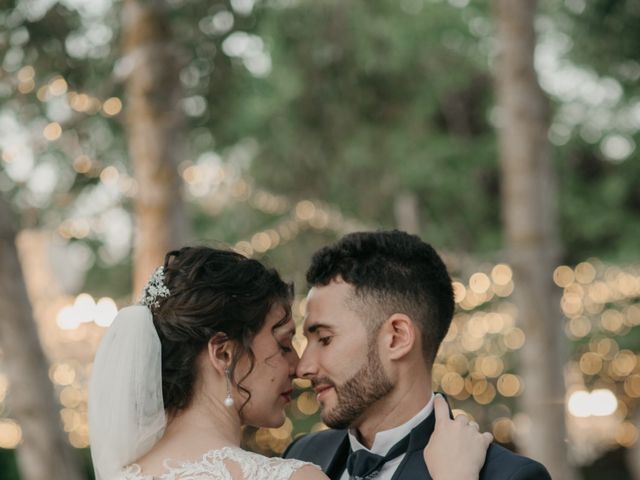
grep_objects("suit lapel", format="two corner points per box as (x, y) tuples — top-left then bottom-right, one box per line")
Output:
(323, 431), (350, 480)
(389, 407), (437, 480)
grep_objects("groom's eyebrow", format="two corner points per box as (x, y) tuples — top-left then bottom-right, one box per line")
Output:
(305, 322), (333, 335)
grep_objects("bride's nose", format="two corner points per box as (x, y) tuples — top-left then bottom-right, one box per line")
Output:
(288, 351), (300, 376)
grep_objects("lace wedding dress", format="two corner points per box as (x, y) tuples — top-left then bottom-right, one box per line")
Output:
(118, 446), (316, 480)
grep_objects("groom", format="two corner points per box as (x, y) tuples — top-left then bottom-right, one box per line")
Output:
(284, 230), (550, 479)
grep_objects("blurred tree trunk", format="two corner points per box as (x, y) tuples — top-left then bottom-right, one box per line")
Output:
(394, 191), (420, 234)
(0, 197), (83, 480)
(122, 0), (189, 295)
(629, 408), (640, 480)
(493, 1), (576, 479)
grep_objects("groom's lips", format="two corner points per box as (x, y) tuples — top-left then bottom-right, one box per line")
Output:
(313, 385), (334, 401)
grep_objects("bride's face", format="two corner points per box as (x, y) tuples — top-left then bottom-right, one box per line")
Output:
(233, 303), (298, 428)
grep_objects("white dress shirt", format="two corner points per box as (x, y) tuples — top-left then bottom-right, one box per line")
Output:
(339, 393), (435, 480)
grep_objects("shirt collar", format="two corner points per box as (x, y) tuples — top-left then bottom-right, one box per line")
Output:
(347, 392), (435, 456)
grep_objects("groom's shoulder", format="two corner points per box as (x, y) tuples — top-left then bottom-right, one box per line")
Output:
(481, 443), (551, 480)
(283, 428), (347, 460)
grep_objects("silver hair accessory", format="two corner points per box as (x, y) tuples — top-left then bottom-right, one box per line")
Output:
(224, 368), (235, 407)
(139, 266), (171, 308)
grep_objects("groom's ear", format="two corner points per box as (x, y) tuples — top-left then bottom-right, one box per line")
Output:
(207, 333), (233, 375)
(381, 313), (416, 361)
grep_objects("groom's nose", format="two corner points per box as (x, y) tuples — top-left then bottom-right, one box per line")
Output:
(295, 342), (318, 379)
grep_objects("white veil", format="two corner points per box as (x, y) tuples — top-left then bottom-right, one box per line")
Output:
(88, 305), (166, 480)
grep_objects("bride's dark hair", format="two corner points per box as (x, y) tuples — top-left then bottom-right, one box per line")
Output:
(150, 246), (293, 416)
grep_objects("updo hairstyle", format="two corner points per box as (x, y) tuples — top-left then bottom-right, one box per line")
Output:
(150, 246), (293, 416)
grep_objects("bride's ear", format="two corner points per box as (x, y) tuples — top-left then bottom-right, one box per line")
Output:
(207, 333), (233, 375)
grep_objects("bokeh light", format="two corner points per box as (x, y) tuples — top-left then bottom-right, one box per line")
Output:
(0, 420), (22, 449)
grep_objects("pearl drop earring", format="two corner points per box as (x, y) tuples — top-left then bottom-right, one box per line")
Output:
(224, 367), (235, 407)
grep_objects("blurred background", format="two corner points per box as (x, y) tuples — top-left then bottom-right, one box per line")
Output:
(0, 0), (639, 478)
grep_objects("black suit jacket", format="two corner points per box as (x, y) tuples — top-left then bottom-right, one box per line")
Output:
(283, 408), (551, 480)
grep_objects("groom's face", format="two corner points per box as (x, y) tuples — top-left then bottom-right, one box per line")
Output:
(298, 279), (393, 429)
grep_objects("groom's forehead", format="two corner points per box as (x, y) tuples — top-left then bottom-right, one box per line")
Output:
(301, 308), (364, 337)
(305, 279), (356, 308)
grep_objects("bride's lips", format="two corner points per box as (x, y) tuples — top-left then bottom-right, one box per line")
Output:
(280, 389), (293, 402)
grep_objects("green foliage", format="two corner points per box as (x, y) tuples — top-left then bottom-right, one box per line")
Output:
(562, 0), (640, 93)
(557, 139), (640, 263)
(0, 449), (19, 480)
(227, 0), (502, 254)
(549, 0), (640, 263)
(0, 448), (95, 480)
(2, 0), (638, 271)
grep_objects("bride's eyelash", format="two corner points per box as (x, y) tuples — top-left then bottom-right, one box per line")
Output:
(319, 336), (332, 346)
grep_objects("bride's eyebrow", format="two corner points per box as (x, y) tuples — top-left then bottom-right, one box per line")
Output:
(279, 327), (296, 338)
(273, 323), (295, 337)
(271, 313), (294, 337)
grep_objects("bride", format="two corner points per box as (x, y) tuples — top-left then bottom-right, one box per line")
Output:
(89, 246), (492, 480)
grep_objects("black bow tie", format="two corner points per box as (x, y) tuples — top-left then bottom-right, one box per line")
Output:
(346, 432), (411, 480)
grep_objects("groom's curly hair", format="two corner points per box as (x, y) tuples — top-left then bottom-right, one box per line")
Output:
(151, 246), (292, 416)
(306, 230), (454, 366)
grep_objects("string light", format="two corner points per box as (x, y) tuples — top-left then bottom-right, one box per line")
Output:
(73, 155), (93, 174)
(102, 97), (122, 116)
(48, 77), (68, 96)
(0, 420), (22, 449)
(43, 122), (62, 141)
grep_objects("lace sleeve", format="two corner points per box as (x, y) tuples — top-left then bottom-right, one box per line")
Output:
(115, 447), (320, 480)
(117, 464), (147, 480)
(264, 457), (320, 480)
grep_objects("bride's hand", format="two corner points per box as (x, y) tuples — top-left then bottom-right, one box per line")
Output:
(424, 394), (493, 480)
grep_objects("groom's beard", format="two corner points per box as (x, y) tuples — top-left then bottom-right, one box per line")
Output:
(319, 341), (393, 430)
